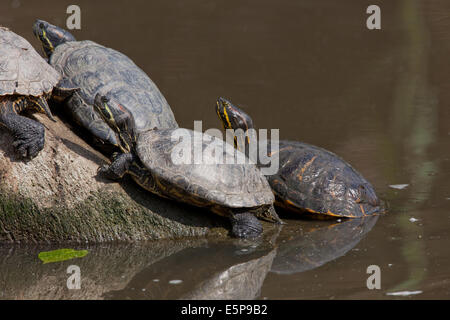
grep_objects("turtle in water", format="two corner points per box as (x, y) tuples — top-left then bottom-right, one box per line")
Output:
(0, 27), (75, 158)
(215, 97), (384, 218)
(92, 94), (282, 238)
(32, 20), (178, 152)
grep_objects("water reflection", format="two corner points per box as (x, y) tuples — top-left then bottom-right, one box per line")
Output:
(0, 217), (381, 300)
(105, 241), (276, 300)
(0, 241), (205, 299)
(271, 216), (379, 275)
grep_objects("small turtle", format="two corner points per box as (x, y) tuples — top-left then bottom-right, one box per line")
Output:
(33, 20), (178, 152)
(93, 94), (282, 238)
(216, 97), (384, 218)
(0, 27), (74, 158)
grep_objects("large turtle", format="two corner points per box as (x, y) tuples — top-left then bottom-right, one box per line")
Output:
(93, 94), (282, 238)
(0, 27), (74, 158)
(32, 20), (178, 151)
(216, 97), (384, 218)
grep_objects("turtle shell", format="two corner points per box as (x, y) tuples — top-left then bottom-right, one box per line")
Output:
(0, 27), (60, 96)
(49, 40), (177, 138)
(269, 140), (382, 218)
(136, 128), (274, 209)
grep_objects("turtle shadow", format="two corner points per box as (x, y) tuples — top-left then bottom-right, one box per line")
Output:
(113, 175), (229, 231)
(70, 146), (227, 231)
(59, 138), (106, 166)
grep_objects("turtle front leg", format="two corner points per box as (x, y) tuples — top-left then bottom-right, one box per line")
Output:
(99, 152), (135, 180)
(230, 211), (263, 239)
(51, 78), (79, 103)
(0, 98), (45, 159)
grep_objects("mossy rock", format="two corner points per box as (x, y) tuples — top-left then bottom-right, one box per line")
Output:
(0, 114), (227, 243)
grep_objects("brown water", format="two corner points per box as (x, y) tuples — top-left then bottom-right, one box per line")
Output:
(1, 0), (450, 299)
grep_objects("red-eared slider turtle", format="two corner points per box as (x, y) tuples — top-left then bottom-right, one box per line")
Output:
(216, 97), (384, 218)
(32, 20), (178, 151)
(0, 27), (75, 158)
(93, 94), (282, 238)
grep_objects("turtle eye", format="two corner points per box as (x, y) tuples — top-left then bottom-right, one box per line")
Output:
(39, 23), (44, 29)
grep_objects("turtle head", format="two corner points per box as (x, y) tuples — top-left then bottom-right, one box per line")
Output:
(216, 97), (254, 151)
(93, 93), (136, 153)
(216, 97), (254, 131)
(33, 20), (76, 58)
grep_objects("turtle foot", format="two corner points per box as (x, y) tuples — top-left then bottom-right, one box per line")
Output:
(98, 164), (123, 181)
(12, 122), (45, 159)
(97, 152), (134, 181)
(230, 212), (263, 239)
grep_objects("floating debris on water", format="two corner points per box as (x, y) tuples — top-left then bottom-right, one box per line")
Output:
(153, 279), (160, 282)
(409, 217), (419, 222)
(169, 280), (183, 285)
(389, 184), (409, 190)
(38, 249), (88, 264)
(386, 290), (422, 296)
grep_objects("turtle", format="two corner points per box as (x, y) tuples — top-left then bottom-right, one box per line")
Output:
(92, 93), (282, 238)
(0, 27), (75, 158)
(215, 97), (384, 219)
(32, 20), (178, 152)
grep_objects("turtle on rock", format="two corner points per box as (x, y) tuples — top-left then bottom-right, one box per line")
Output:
(0, 27), (75, 158)
(33, 20), (178, 153)
(215, 97), (384, 219)
(93, 94), (283, 239)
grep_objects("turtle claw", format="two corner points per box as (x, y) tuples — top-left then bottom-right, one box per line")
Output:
(98, 163), (123, 181)
(97, 164), (110, 174)
(12, 124), (45, 159)
(111, 152), (120, 161)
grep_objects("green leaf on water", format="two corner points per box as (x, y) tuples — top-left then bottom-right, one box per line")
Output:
(38, 249), (88, 264)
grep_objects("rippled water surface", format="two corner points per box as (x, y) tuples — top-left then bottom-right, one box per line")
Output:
(1, 0), (450, 299)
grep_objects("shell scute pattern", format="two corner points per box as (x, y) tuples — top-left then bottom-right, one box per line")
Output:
(268, 140), (380, 217)
(137, 129), (274, 208)
(50, 40), (177, 133)
(0, 27), (60, 96)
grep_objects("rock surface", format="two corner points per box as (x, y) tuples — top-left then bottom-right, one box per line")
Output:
(0, 113), (227, 243)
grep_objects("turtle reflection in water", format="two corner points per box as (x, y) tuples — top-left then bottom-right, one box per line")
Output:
(104, 241), (277, 300)
(271, 215), (378, 275)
